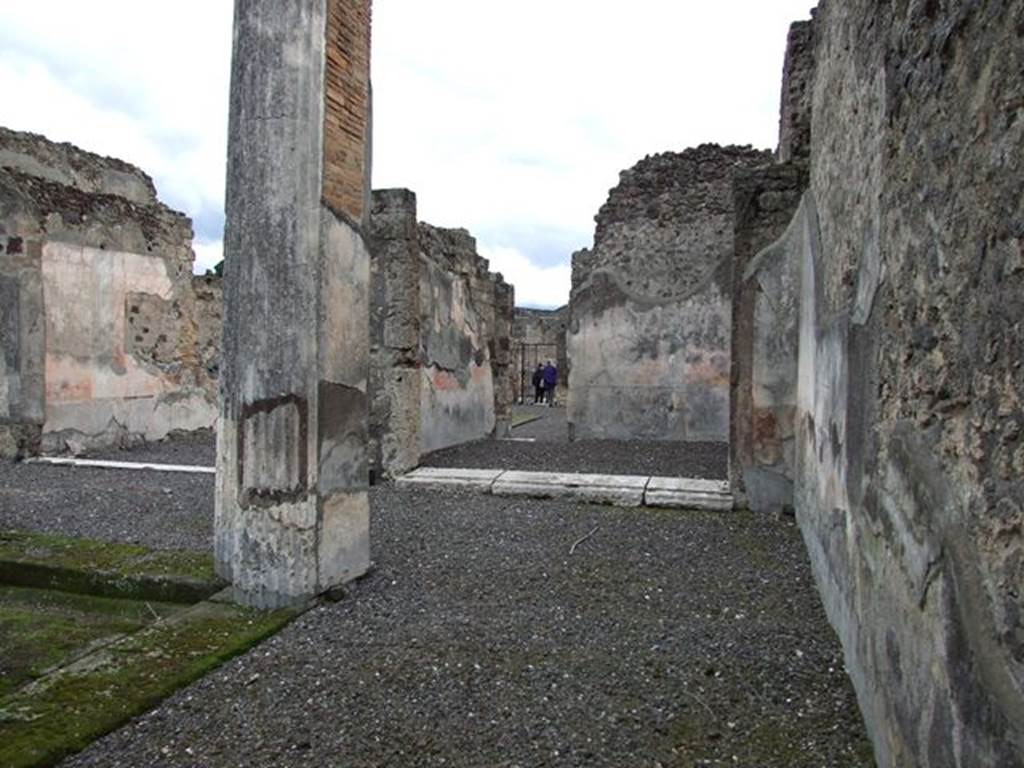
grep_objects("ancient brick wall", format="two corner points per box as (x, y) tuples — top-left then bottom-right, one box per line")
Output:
(568, 145), (772, 441)
(368, 189), (514, 476)
(192, 274), (223, 383)
(0, 127), (216, 457)
(776, 1), (1024, 763)
(777, 18), (816, 163)
(323, 0), (372, 223)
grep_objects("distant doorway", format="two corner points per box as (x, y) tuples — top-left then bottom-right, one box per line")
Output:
(514, 342), (560, 405)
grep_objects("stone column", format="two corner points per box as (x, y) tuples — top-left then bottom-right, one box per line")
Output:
(215, 0), (373, 609)
(368, 189), (422, 479)
(491, 278), (515, 438)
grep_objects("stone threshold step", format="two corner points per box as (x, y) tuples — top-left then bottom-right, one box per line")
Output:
(395, 468), (733, 511)
(25, 457), (216, 475)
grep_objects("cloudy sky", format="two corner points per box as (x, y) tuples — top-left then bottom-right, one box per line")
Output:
(0, 1), (812, 308)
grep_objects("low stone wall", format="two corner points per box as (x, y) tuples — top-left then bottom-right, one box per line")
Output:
(568, 145), (772, 441)
(368, 189), (514, 479)
(0, 128), (216, 457)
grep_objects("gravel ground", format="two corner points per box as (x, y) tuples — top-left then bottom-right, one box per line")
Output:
(423, 434), (728, 479)
(51, 482), (873, 767)
(424, 407), (729, 478)
(512, 405), (568, 441)
(83, 430), (217, 467)
(0, 460), (212, 552)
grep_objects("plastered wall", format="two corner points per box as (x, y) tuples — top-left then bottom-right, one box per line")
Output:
(0, 127), (216, 456)
(568, 145), (771, 442)
(368, 189), (514, 477)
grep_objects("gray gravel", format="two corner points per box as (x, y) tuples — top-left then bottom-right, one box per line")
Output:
(55, 481), (873, 767)
(422, 438), (728, 479)
(512, 405), (569, 441)
(83, 429), (217, 467)
(424, 436), (727, 481)
(0, 459), (212, 552)
(421, 406), (729, 479)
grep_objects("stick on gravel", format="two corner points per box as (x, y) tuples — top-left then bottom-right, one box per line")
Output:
(569, 526), (599, 555)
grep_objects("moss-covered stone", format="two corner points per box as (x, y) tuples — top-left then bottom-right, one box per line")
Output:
(0, 530), (224, 603)
(0, 586), (186, 699)
(0, 599), (295, 768)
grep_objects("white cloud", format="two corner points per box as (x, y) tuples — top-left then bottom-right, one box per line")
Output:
(0, 0), (814, 306)
(372, 0), (815, 306)
(192, 240), (224, 275)
(0, 1), (232, 254)
(480, 245), (571, 310)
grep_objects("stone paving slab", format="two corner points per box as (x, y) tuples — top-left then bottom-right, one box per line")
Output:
(398, 468), (736, 510)
(644, 476), (734, 511)
(394, 467), (504, 492)
(492, 470), (649, 507)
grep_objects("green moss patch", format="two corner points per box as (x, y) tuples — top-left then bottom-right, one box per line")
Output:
(0, 586), (187, 699)
(0, 600), (295, 768)
(0, 530), (224, 603)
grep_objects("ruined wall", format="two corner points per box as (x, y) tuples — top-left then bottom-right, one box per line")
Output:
(729, 17), (816, 513)
(511, 306), (568, 403)
(491, 278), (515, 437)
(568, 145), (772, 441)
(191, 274), (222, 383)
(729, 162), (808, 513)
(777, 18), (816, 163)
(368, 189), (421, 478)
(368, 189), (514, 476)
(778, 2), (1024, 764)
(418, 223), (508, 453)
(0, 128), (216, 457)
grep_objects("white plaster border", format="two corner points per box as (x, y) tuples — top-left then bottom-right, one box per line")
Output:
(25, 457), (216, 475)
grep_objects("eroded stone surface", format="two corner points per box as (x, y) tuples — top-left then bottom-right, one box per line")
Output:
(568, 145), (772, 442)
(215, 0), (372, 608)
(368, 188), (514, 479)
(784, 3), (1024, 762)
(0, 129), (216, 457)
(730, 162), (808, 513)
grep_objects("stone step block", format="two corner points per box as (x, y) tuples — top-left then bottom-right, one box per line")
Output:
(491, 471), (649, 507)
(644, 476), (734, 511)
(396, 467), (504, 492)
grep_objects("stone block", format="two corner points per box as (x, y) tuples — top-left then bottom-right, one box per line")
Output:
(395, 467), (504, 492)
(492, 471), (648, 507)
(644, 476), (733, 511)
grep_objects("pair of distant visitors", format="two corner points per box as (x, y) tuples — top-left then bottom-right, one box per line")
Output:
(542, 361), (558, 406)
(531, 364), (545, 404)
(530, 361), (559, 405)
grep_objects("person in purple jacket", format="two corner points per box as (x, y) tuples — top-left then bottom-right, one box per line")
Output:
(542, 360), (558, 407)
